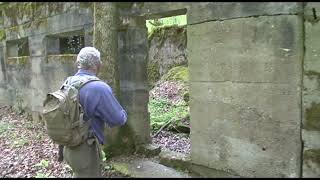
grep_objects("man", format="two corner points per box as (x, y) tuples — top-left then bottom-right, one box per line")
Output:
(62, 47), (127, 177)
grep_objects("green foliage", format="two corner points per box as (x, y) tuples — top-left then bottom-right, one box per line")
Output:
(146, 14), (187, 37)
(148, 97), (189, 131)
(25, 121), (34, 129)
(8, 132), (29, 148)
(34, 159), (53, 178)
(12, 138), (28, 148)
(0, 122), (14, 136)
(101, 150), (107, 162)
(35, 172), (50, 178)
(161, 65), (189, 83)
(34, 159), (50, 168)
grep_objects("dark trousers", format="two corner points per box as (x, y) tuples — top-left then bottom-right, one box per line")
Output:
(63, 137), (102, 178)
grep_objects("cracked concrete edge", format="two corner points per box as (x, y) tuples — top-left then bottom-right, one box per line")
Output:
(188, 13), (300, 26)
(158, 148), (238, 178)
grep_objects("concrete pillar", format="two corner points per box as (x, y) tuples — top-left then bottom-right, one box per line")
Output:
(302, 2), (320, 178)
(93, 2), (138, 156)
(118, 14), (151, 147)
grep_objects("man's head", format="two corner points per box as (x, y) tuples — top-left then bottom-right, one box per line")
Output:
(76, 47), (102, 73)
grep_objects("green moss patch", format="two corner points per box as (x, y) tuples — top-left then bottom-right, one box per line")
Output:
(47, 54), (77, 64)
(111, 162), (131, 176)
(161, 65), (189, 83)
(304, 149), (320, 164)
(0, 121), (14, 137)
(0, 29), (6, 41)
(305, 102), (320, 131)
(6, 56), (31, 66)
(148, 25), (186, 47)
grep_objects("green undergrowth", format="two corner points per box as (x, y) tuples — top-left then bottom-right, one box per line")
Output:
(148, 97), (189, 131)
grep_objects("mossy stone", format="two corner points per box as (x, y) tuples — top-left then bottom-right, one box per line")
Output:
(161, 65), (189, 83)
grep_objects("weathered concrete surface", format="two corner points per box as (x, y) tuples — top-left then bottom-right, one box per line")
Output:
(138, 2), (188, 19)
(0, 2), (93, 121)
(139, 2), (302, 23)
(111, 159), (190, 178)
(188, 2), (303, 25)
(0, 44), (8, 104)
(0, 2), (312, 177)
(302, 2), (320, 178)
(118, 14), (151, 150)
(93, 2), (128, 155)
(5, 56), (32, 112)
(93, 2), (119, 92)
(188, 14), (303, 177)
(94, 4), (151, 156)
(135, 143), (161, 157)
(159, 148), (191, 170)
(148, 25), (187, 86)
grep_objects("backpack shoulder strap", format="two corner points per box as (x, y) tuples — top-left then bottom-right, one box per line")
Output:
(59, 76), (73, 90)
(77, 76), (101, 91)
(59, 76), (100, 91)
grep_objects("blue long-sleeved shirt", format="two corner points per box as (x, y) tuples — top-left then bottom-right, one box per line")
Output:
(67, 69), (127, 145)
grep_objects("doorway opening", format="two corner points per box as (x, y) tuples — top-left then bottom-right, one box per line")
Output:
(146, 14), (190, 155)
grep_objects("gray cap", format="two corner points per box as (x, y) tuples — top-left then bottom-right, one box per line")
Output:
(76, 47), (101, 69)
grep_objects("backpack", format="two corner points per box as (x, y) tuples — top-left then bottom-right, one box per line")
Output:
(42, 75), (100, 147)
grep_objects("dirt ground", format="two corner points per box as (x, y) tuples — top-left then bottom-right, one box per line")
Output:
(0, 105), (128, 178)
(0, 104), (190, 178)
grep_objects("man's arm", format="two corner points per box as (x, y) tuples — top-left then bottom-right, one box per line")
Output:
(95, 84), (127, 127)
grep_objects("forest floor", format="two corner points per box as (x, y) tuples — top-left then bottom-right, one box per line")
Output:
(0, 103), (190, 178)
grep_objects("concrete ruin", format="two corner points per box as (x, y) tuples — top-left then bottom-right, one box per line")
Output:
(0, 2), (319, 178)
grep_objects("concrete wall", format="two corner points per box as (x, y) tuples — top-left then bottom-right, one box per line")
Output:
(302, 2), (320, 178)
(0, 2), (93, 120)
(0, 2), (151, 157)
(0, 2), (318, 178)
(187, 2), (303, 178)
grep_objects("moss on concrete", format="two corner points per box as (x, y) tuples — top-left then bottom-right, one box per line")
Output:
(147, 62), (160, 88)
(47, 55), (77, 64)
(6, 57), (17, 65)
(103, 124), (136, 157)
(303, 71), (320, 130)
(305, 70), (320, 82)
(0, 29), (6, 41)
(79, 2), (93, 11)
(305, 102), (320, 131)
(1, 2), (48, 34)
(18, 56), (30, 66)
(159, 149), (191, 171)
(112, 162), (131, 176)
(304, 149), (320, 164)
(148, 25), (186, 47)
(161, 65), (189, 83)
(48, 3), (64, 16)
(6, 56), (30, 66)
(1, 2), (34, 26)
